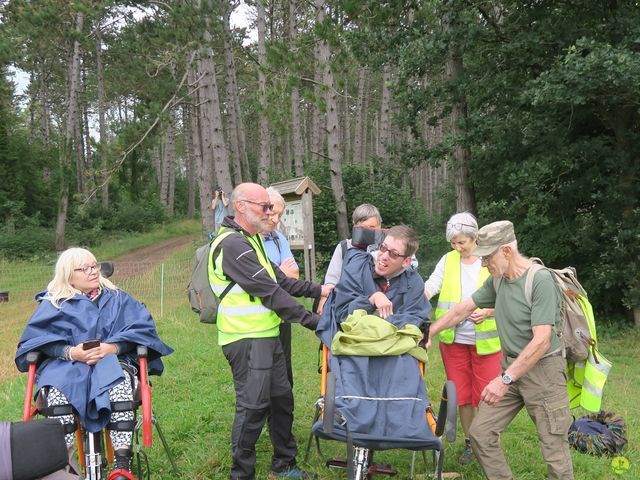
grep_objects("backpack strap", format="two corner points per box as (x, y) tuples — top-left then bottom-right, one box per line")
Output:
(210, 230), (237, 297)
(493, 257), (545, 304)
(272, 233), (281, 254)
(524, 259), (545, 307)
(340, 239), (349, 259)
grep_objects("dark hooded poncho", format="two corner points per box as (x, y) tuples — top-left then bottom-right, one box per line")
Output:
(15, 288), (173, 433)
(316, 248), (435, 447)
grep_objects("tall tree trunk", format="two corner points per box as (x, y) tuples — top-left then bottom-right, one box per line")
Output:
(316, 0), (348, 239)
(152, 144), (161, 188)
(225, 17), (250, 182)
(378, 64), (391, 162)
(222, 6), (243, 185)
(444, 9), (475, 214)
(166, 115), (176, 217)
(55, 11), (83, 251)
(160, 113), (176, 213)
(183, 104), (197, 218)
(311, 41), (324, 163)
(196, 3), (232, 232)
(188, 66), (206, 224)
(256, 2), (271, 184)
(288, 0), (304, 176)
(96, 29), (109, 209)
(342, 73), (351, 163)
(353, 66), (366, 164)
(37, 62), (52, 145)
(361, 71), (370, 164)
(75, 114), (85, 198)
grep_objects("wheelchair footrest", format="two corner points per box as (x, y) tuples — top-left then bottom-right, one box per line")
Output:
(326, 457), (397, 476)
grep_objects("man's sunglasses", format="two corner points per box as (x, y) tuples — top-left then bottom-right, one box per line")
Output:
(378, 243), (408, 260)
(242, 200), (274, 213)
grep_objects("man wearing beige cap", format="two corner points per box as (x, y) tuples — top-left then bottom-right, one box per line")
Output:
(427, 220), (573, 479)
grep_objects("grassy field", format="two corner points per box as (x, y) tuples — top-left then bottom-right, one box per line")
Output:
(0, 231), (638, 479)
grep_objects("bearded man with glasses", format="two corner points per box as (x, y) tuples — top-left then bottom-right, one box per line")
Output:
(211, 182), (333, 480)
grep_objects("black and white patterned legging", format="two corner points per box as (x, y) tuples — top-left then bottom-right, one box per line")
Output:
(43, 366), (138, 449)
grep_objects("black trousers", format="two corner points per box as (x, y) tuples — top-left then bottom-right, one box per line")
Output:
(279, 322), (293, 387)
(222, 337), (297, 480)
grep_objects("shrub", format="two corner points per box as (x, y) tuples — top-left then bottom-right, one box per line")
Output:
(111, 199), (167, 232)
(0, 225), (54, 259)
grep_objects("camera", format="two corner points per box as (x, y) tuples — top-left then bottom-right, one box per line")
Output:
(215, 184), (223, 194)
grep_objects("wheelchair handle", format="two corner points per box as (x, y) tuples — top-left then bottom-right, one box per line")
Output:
(23, 351), (42, 420)
(136, 345), (148, 358)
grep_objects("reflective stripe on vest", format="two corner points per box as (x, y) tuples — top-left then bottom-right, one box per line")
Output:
(579, 349), (612, 412)
(209, 227), (280, 346)
(435, 250), (500, 355)
(557, 288), (607, 412)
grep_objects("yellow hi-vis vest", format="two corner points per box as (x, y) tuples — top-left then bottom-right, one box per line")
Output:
(434, 250), (501, 355)
(209, 227), (280, 346)
(566, 296), (610, 412)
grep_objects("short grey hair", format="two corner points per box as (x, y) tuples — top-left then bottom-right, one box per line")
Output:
(445, 212), (478, 242)
(352, 204), (382, 226)
(266, 186), (285, 208)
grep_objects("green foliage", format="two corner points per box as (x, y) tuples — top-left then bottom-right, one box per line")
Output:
(388, 0), (640, 323)
(0, 224), (54, 259)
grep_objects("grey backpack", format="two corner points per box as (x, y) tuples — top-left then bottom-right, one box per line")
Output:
(494, 257), (595, 362)
(187, 231), (235, 324)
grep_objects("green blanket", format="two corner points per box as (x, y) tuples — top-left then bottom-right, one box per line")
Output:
(331, 309), (428, 363)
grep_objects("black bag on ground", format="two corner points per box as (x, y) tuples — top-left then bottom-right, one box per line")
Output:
(0, 418), (69, 480)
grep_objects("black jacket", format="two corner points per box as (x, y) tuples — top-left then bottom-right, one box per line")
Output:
(217, 216), (321, 329)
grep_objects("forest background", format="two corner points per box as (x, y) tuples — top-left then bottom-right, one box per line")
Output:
(0, 0), (638, 327)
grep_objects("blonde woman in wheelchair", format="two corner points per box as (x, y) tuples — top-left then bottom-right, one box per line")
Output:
(16, 247), (173, 480)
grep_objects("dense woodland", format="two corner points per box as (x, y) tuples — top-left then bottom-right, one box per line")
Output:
(0, 1), (638, 325)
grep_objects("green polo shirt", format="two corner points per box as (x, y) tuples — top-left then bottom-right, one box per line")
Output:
(472, 267), (561, 357)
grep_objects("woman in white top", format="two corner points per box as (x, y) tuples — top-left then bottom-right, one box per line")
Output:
(424, 212), (502, 465)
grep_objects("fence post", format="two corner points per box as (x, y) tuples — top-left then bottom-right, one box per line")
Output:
(160, 263), (165, 317)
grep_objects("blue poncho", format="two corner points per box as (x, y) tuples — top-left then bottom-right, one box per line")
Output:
(316, 248), (434, 446)
(15, 288), (173, 433)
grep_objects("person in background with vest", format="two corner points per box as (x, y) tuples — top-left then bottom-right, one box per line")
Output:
(426, 221), (573, 480)
(212, 182), (333, 480)
(262, 186), (299, 386)
(423, 212), (502, 465)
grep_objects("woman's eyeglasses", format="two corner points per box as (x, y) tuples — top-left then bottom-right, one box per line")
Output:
(242, 200), (274, 213)
(448, 222), (476, 231)
(378, 243), (407, 260)
(74, 264), (99, 275)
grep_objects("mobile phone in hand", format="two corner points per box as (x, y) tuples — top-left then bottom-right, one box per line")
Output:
(82, 339), (100, 350)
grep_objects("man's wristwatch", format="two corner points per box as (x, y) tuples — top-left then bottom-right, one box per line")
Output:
(501, 372), (514, 385)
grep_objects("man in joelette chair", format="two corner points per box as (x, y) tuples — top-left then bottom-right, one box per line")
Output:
(316, 225), (432, 445)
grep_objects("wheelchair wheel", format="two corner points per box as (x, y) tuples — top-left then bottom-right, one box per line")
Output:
(323, 371), (336, 434)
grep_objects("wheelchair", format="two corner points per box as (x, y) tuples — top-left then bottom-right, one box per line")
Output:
(21, 345), (178, 480)
(306, 343), (457, 480)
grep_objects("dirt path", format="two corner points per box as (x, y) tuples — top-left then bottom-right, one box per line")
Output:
(110, 234), (198, 280)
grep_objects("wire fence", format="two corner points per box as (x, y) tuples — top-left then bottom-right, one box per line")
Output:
(0, 247), (194, 382)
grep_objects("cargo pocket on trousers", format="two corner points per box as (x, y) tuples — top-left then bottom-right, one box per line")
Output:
(544, 393), (572, 435)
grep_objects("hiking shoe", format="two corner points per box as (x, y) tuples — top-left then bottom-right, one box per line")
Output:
(459, 440), (475, 465)
(268, 466), (317, 479)
(111, 449), (134, 479)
